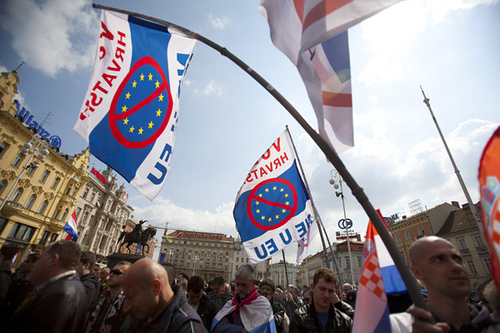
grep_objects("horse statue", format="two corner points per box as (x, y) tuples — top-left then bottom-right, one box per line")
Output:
(118, 223), (157, 255)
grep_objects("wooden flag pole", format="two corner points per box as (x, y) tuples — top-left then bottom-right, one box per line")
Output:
(92, 3), (429, 312)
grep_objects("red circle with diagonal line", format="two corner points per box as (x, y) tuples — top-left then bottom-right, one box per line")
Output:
(109, 56), (172, 149)
(246, 178), (298, 231)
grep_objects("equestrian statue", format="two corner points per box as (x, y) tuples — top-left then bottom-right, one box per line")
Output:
(117, 220), (157, 255)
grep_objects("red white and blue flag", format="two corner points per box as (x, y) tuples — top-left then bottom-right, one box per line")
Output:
(260, 0), (402, 154)
(63, 211), (78, 242)
(74, 10), (196, 200)
(353, 210), (406, 332)
(233, 129), (315, 263)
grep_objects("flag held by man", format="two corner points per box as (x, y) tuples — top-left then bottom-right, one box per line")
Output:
(233, 129), (315, 263)
(74, 10), (197, 200)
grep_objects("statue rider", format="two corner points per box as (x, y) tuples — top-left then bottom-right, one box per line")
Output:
(132, 220), (147, 240)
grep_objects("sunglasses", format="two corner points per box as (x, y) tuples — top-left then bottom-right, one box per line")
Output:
(110, 270), (124, 276)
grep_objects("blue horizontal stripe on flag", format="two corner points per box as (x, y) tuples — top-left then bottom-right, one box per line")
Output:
(381, 265), (407, 295)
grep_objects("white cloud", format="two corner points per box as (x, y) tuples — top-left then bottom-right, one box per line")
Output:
(0, 0), (98, 77)
(193, 80), (224, 96)
(356, 0), (498, 86)
(132, 198), (237, 238)
(209, 14), (228, 29)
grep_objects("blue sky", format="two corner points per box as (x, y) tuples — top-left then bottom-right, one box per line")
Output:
(1, 0), (499, 262)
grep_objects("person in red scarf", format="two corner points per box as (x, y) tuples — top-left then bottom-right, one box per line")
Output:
(211, 264), (276, 333)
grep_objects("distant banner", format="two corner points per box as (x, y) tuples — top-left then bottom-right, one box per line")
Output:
(74, 10), (196, 200)
(233, 130), (314, 263)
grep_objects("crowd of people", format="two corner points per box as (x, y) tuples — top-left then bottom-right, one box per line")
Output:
(0, 236), (499, 332)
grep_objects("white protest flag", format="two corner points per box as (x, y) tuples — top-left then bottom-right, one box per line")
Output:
(74, 10), (196, 200)
(233, 130), (315, 263)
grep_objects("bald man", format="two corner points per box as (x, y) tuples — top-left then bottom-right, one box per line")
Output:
(122, 259), (207, 333)
(391, 236), (496, 332)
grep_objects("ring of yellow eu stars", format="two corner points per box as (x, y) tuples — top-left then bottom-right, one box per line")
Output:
(121, 72), (164, 135)
(254, 186), (290, 222)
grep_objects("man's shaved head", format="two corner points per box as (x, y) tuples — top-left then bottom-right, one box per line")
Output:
(409, 236), (454, 266)
(122, 258), (173, 320)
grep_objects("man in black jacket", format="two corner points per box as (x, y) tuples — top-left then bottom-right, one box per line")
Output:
(6, 240), (87, 333)
(187, 275), (218, 331)
(77, 250), (100, 309)
(259, 279), (289, 333)
(290, 268), (352, 333)
(122, 258), (207, 333)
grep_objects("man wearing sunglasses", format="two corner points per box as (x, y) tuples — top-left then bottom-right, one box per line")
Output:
(85, 261), (132, 333)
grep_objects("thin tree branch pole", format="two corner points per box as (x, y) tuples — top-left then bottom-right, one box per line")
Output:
(92, 3), (428, 311)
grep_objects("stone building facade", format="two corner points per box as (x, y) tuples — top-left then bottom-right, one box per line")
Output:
(160, 229), (269, 282)
(0, 69), (89, 261)
(73, 166), (137, 261)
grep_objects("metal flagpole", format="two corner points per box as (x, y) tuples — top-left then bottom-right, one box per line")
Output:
(281, 250), (290, 287)
(420, 87), (484, 234)
(91, 3), (429, 312)
(285, 126), (344, 288)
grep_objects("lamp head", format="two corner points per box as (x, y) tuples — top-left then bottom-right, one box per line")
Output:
(329, 178), (335, 185)
(333, 183), (339, 189)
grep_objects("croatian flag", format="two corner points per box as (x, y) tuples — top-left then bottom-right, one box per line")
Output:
(63, 211), (78, 242)
(479, 126), (500, 290)
(74, 10), (196, 200)
(353, 210), (406, 332)
(374, 210), (406, 294)
(353, 219), (390, 332)
(233, 129), (315, 263)
(260, 0), (402, 154)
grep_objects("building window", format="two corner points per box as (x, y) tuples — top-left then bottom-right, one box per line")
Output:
(12, 187), (23, 203)
(482, 258), (492, 274)
(40, 170), (50, 183)
(418, 225), (425, 236)
(39, 200), (49, 214)
(12, 153), (25, 168)
(71, 187), (78, 197)
(39, 230), (50, 245)
(26, 164), (37, 176)
(50, 233), (59, 243)
(395, 234), (401, 243)
(405, 230), (411, 241)
(465, 260), (477, 275)
(0, 141), (10, 159)
(8, 223), (35, 242)
(472, 235), (485, 249)
(0, 179), (7, 196)
(51, 177), (61, 189)
(54, 209), (61, 220)
(457, 238), (468, 250)
(61, 208), (69, 222)
(26, 194), (36, 210)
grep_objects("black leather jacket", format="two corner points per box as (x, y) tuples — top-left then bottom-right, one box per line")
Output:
(7, 271), (87, 333)
(131, 285), (207, 333)
(290, 302), (352, 333)
(195, 293), (218, 331)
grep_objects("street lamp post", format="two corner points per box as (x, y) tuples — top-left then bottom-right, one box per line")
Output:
(330, 170), (355, 286)
(192, 255), (199, 276)
(0, 134), (50, 213)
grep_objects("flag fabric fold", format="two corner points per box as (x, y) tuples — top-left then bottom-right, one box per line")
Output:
(233, 129), (315, 263)
(63, 211), (78, 242)
(479, 126), (500, 291)
(211, 288), (276, 332)
(259, 0), (402, 154)
(74, 10), (196, 200)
